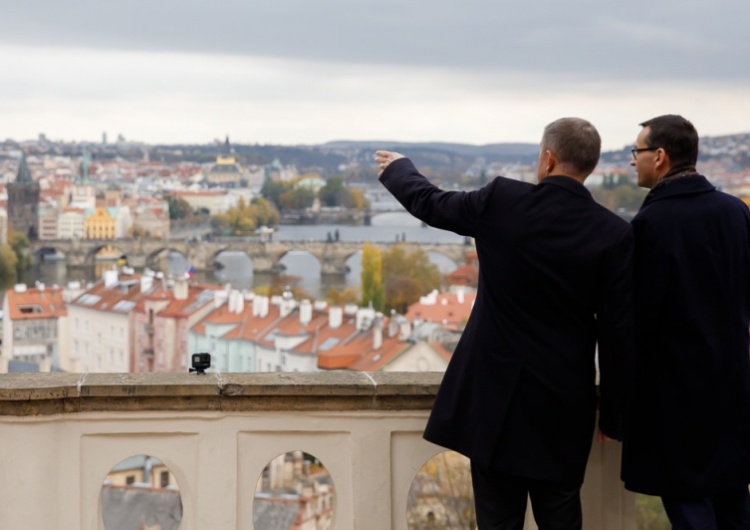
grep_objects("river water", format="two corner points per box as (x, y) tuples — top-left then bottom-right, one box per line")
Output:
(32, 212), (468, 299)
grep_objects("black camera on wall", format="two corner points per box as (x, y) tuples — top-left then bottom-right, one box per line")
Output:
(189, 353), (211, 374)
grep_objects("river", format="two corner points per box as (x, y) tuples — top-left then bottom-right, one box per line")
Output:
(30, 212), (468, 299)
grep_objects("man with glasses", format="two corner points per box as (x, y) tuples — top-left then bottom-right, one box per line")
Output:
(622, 114), (750, 529)
(376, 117), (634, 529)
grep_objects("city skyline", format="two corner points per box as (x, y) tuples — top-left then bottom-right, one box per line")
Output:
(2, 1), (749, 150)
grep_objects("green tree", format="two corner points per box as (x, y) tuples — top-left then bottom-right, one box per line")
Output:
(0, 243), (19, 287)
(260, 178), (292, 210)
(360, 243), (384, 311)
(319, 175), (369, 209)
(9, 232), (30, 279)
(319, 175), (345, 207)
(166, 196), (193, 220)
(382, 244), (441, 313)
(279, 187), (316, 211)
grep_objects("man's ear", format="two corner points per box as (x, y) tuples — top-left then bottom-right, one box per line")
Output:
(654, 148), (670, 172)
(545, 150), (557, 174)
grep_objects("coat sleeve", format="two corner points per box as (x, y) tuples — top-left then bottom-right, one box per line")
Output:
(379, 158), (494, 238)
(596, 225), (635, 440)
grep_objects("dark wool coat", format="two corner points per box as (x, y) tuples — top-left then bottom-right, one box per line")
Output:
(380, 158), (634, 485)
(622, 174), (750, 496)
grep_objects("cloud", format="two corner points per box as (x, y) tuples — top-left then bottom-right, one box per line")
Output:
(1, 2), (749, 147)
(3, 0), (750, 81)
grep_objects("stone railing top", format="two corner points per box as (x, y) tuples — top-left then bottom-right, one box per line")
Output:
(0, 371), (443, 416)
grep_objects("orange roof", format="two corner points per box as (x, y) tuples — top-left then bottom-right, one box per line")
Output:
(447, 264), (479, 286)
(5, 287), (67, 320)
(405, 291), (476, 327)
(190, 300), (413, 371)
(70, 273), (148, 314)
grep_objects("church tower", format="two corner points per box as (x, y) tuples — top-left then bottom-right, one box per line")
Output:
(7, 154), (40, 241)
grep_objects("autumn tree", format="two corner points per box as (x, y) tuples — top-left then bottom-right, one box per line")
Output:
(324, 286), (359, 306)
(382, 244), (441, 313)
(213, 197), (280, 236)
(248, 197), (280, 227)
(215, 197), (256, 235)
(360, 243), (384, 311)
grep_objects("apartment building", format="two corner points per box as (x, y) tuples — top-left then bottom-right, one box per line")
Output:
(66, 269), (147, 372)
(1, 284), (68, 372)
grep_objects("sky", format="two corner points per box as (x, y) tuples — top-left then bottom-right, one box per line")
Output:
(2, 0), (749, 150)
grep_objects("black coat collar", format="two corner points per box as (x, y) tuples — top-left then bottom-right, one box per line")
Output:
(539, 175), (593, 200)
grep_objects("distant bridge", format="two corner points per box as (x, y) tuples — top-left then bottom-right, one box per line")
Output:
(29, 237), (474, 276)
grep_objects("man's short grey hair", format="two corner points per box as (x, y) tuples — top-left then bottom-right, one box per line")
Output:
(541, 118), (601, 176)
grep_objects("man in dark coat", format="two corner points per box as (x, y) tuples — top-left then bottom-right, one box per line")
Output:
(375, 117), (634, 529)
(622, 114), (750, 529)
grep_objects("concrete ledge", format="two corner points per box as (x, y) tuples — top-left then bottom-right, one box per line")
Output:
(0, 371), (443, 416)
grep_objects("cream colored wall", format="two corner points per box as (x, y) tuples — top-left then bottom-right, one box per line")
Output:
(179, 193), (227, 215)
(68, 306), (130, 372)
(0, 404), (633, 530)
(383, 341), (449, 372)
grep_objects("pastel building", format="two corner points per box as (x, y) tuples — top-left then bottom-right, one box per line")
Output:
(58, 208), (86, 239)
(132, 276), (219, 372)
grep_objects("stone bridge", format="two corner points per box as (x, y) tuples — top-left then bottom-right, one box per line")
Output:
(29, 237), (474, 276)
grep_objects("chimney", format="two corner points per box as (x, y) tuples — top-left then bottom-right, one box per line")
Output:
(140, 275), (153, 293)
(174, 277), (188, 301)
(300, 299), (312, 325)
(252, 295), (262, 316)
(457, 289), (465, 304)
(280, 290), (296, 318)
(397, 316), (412, 341)
(373, 314), (383, 350)
(103, 269), (118, 288)
(235, 290), (246, 314)
(344, 303), (358, 316)
(13, 284), (26, 293)
(214, 289), (229, 309)
(356, 307), (375, 331)
(259, 296), (270, 318)
(329, 306), (343, 329)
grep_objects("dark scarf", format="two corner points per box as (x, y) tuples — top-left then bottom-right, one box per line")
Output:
(650, 164), (699, 192)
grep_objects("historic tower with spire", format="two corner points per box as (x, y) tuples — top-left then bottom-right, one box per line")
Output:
(7, 154), (40, 241)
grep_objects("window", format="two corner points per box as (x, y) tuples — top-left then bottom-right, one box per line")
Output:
(160, 471), (170, 488)
(126, 475), (135, 485)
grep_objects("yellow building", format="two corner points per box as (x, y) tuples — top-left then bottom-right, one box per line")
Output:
(84, 207), (116, 239)
(105, 455), (178, 489)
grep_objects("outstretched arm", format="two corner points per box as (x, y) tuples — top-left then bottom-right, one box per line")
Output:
(375, 151), (493, 238)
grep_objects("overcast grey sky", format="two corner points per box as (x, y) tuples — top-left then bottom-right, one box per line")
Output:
(2, 0), (749, 149)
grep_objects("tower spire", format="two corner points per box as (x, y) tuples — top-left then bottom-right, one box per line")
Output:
(15, 153), (33, 183)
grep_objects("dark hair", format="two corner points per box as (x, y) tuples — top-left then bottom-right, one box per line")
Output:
(542, 117), (601, 176)
(639, 114), (698, 167)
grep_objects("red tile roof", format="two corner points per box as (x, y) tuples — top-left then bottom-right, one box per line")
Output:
(4, 286), (67, 320)
(405, 291), (476, 328)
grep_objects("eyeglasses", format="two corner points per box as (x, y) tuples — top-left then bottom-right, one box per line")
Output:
(631, 147), (659, 159)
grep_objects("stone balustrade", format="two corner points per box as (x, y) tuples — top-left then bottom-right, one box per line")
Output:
(0, 372), (634, 529)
